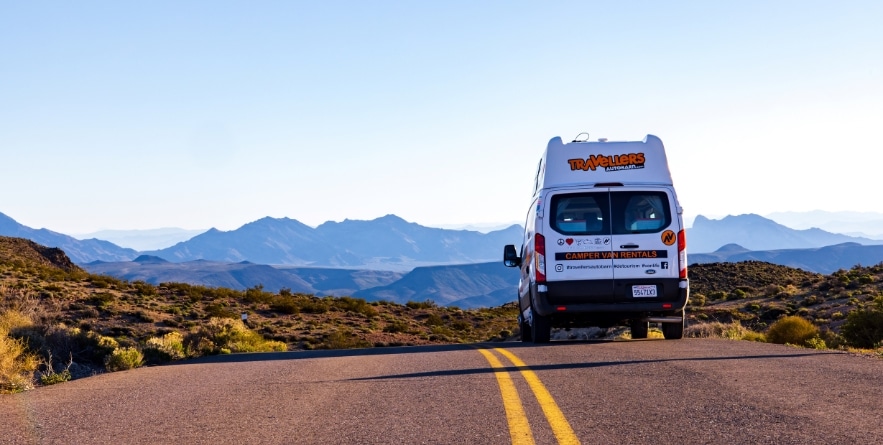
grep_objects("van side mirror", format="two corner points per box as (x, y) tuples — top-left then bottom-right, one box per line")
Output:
(503, 244), (521, 267)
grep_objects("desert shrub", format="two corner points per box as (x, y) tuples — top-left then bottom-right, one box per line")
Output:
(383, 320), (411, 333)
(41, 325), (119, 367)
(88, 292), (115, 308)
(742, 330), (767, 342)
(38, 353), (72, 386)
(205, 303), (239, 319)
(300, 299), (329, 314)
(43, 284), (63, 293)
(839, 299), (883, 349)
(186, 318), (286, 356)
(88, 274), (125, 289)
(802, 295), (821, 306)
(0, 311), (38, 393)
(38, 367), (71, 386)
(243, 284), (274, 304)
(0, 309), (33, 334)
(105, 347), (144, 372)
(766, 316), (818, 346)
(132, 310), (156, 323)
(144, 331), (186, 362)
(319, 329), (371, 350)
(688, 293), (706, 307)
(451, 320), (472, 331)
(270, 296), (300, 315)
(708, 291), (728, 301)
(0, 336), (38, 393)
(425, 313), (444, 326)
(333, 297), (378, 318)
(762, 284), (783, 297)
(133, 281), (157, 297)
(406, 300), (436, 309)
(685, 321), (751, 340)
(805, 336), (827, 350)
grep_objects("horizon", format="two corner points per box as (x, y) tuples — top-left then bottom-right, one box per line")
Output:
(5, 208), (882, 233)
(3, 2), (881, 234)
(6, 207), (883, 236)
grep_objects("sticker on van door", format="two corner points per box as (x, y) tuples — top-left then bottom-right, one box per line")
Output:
(556, 237), (610, 247)
(661, 230), (676, 246)
(554, 250), (668, 261)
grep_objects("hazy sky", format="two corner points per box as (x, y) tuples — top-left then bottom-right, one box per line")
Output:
(2, 1), (881, 234)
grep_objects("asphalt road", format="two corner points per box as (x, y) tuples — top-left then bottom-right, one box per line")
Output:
(2, 339), (882, 445)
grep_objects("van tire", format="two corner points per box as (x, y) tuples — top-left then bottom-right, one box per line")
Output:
(662, 315), (685, 340)
(531, 312), (551, 343)
(630, 320), (649, 339)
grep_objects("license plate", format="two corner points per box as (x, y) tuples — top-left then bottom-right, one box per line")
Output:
(632, 285), (657, 298)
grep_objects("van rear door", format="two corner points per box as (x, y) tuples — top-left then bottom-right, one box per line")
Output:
(545, 189), (615, 301)
(608, 188), (681, 301)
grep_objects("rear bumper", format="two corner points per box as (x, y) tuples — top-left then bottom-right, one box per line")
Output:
(532, 279), (689, 320)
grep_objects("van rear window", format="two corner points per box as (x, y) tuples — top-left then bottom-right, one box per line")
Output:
(551, 191), (671, 235)
(551, 194), (608, 235)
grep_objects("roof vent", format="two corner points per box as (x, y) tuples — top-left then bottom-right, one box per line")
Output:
(598, 138), (608, 142)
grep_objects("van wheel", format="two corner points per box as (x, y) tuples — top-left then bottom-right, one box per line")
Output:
(630, 320), (649, 339)
(662, 315), (685, 340)
(531, 312), (551, 343)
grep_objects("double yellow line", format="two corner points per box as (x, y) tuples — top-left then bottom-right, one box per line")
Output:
(477, 348), (581, 445)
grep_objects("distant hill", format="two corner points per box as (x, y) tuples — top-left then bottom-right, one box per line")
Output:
(0, 212), (137, 263)
(765, 210), (883, 239)
(83, 257), (403, 296)
(73, 228), (207, 251)
(687, 214), (883, 253)
(689, 242), (883, 274)
(83, 257), (516, 309)
(0, 236), (80, 271)
(352, 262), (519, 308)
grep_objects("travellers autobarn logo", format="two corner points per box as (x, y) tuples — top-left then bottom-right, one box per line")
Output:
(567, 153), (645, 172)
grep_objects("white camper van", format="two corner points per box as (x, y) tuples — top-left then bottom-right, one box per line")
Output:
(503, 133), (689, 342)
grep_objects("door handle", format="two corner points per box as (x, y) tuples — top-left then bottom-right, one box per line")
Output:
(620, 243), (639, 249)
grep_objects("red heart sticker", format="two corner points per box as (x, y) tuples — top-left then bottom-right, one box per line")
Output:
(565, 238), (573, 245)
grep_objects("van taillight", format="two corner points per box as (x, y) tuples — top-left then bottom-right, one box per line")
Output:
(678, 229), (687, 279)
(535, 233), (546, 283)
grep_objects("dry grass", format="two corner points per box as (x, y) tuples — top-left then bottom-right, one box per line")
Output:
(0, 310), (39, 393)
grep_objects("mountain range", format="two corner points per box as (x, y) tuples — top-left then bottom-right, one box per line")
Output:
(82, 256), (518, 309)
(139, 214), (523, 270)
(0, 212), (137, 263)
(686, 214), (883, 253)
(4, 210), (883, 271)
(72, 227), (207, 251)
(0, 211), (521, 268)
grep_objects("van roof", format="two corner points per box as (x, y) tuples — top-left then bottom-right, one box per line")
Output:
(537, 134), (674, 189)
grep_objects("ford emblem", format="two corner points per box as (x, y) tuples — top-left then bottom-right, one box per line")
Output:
(645, 269), (657, 275)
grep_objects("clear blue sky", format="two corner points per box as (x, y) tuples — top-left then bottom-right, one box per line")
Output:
(2, 1), (881, 234)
